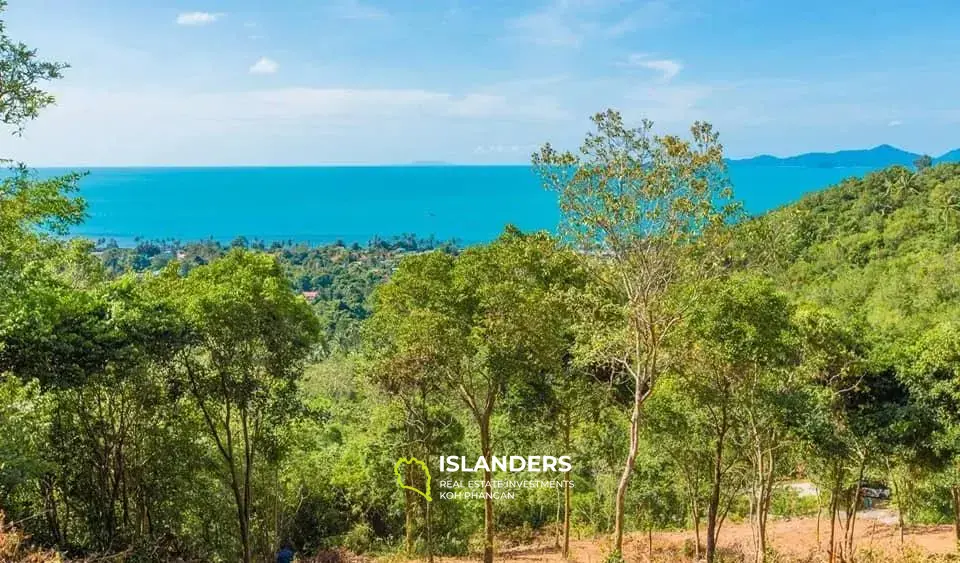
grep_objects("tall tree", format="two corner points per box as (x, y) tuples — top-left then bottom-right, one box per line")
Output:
(0, 0), (67, 135)
(533, 109), (739, 554)
(677, 274), (798, 563)
(362, 334), (460, 562)
(169, 250), (320, 563)
(908, 322), (960, 546)
(367, 228), (584, 563)
(0, 0), (83, 311)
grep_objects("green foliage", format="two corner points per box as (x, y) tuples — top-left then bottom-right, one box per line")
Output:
(0, 0), (67, 134)
(0, 374), (50, 509)
(342, 521), (375, 554)
(95, 236), (455, 356)
(768, 487), (819, 518)
(4, 45), (960, 562)
(535, 110), (741, 554)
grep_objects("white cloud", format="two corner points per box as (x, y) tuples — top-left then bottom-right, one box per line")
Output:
(249, 57), (279, 74)
(0, 86), (576, 165)
(621, 54), (682, 81)
(506, 0), (675, 48)
(888, 119), (903, 127)
(175, 11), (224, 26)
(31, 87), (568, 127)
(330, 0), (388, 20)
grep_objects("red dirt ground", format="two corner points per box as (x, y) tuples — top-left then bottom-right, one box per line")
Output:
(414, 517), (960, 562)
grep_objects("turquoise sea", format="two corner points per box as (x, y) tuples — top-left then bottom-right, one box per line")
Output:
(46, 164), (879, 246)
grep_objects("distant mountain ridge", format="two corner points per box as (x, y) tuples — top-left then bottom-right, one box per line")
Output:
(936, 149), (960, 163)
(731, 145), (960, 168)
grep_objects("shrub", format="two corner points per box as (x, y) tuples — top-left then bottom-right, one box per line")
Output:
(342, 522), (374, 554)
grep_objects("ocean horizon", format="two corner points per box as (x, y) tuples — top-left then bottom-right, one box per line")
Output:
(41, 164), (881, 246)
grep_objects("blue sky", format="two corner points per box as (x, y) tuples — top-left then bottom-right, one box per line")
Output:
(1, 0), (959, 165)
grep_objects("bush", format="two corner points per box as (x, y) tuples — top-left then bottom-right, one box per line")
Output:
(602, 548), (625, 563)
(771, 486), (821, 518)
(342, 522), (374, 554)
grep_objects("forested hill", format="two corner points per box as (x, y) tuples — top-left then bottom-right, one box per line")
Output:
(731, 145), (960, 168)
(748, 162), (960, 355)
(95, 235), (458, 354)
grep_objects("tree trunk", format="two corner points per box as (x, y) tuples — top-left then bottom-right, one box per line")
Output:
(563, 412), (572, 559)
(234, 487), (251, 563)
(842, 457), (865, 561)
(816, 490), (822, 549)
(828, 468), (840, 563)
(894, 476), (905, 544)
(951, 485), (960, 550)
(751, 448), (774, 563)
(706, 420), (726, 563)
(405, 462), (415, 556)
(480, 417), (495, 563)
(426, 483), (434, 563)
(693, 498), (702, 561)
(563, 473), (572, 558)
(612, 380), (642, 553)
(705, 448), (722, 563)
(758, 474), (773, 563)
(424, 389), (435, 563)
(555, 487), (561, 549)
(40, 474), (62, 545)
(240, 410), (255, 563)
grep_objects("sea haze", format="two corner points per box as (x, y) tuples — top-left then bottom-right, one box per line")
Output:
(44, 164), (885, 246)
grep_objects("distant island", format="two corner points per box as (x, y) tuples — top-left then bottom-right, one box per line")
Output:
(936, 148), (960, 163)
(398, 148), (960, 169)
(729, 144), (960, 168)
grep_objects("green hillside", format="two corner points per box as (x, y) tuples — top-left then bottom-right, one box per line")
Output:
(749, 163), (960, 356)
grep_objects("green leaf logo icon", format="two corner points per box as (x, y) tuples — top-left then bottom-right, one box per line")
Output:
(394, 457), (432, 502)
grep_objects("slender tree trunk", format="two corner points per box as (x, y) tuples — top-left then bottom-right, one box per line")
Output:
(706, 420), (726, 563)
(563, 411), (572, 559)
(240, 409), (255, 563)
(39, 474), (62, 545)
(828, 467), (840, 563)
(843, 457), (865, 561)
(893, 475), (905, 544)
(752, 448), (774, 563)
(423, 389), (435, 563)
(816, 490), (823, 549)
(563, 475), (572, 559)
(405, 462), (415, 556)
(232, 481), (251, 563)
(426, 490), (434, 563)
(480, 417), (495, 563)
(899, 509), (905, 544)
(951, 485), (960, 549)
(705, 449), (722, 562)
(750, 446), (761, 563)
(758, 471), (773, 563)
(555, 486), (561, 549)
(692, 498), (702, 561)
(612, 378), (642, 553)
